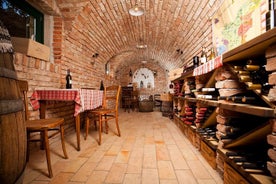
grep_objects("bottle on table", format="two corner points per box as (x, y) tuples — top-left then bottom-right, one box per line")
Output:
(66, 69), (72, 89)
(100, 80), (104, 90)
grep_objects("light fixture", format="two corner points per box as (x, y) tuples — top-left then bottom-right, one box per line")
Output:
(92, 53), (99, 58)
(129, 68), (133, 77)
(129, 1), (144, 16)
(136, 44), (147, 49)
(136, 38), (147, 49)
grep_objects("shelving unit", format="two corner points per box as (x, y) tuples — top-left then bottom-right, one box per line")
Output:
(172, 28), (276, 183)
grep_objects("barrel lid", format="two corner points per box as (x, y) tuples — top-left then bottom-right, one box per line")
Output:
(0, 20), (13, 53)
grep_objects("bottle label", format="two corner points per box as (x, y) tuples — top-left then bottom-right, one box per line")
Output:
(69, 79), (72, 84)
(201, 57), (206, 64)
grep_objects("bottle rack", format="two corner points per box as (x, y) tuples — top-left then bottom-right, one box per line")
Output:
(172, 28), (276, 183)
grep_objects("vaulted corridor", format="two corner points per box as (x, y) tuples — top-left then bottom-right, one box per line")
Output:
(23, 109), (223, 184)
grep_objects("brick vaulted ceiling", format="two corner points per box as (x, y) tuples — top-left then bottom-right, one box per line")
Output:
(31, 0), (221, 74)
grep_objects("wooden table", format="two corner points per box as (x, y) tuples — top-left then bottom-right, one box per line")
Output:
(30, 89), (103, 151)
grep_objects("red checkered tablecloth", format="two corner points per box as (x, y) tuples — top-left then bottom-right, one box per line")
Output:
(30, 89), (103, 116)
(79, 88), (103, 111)
(193, 55), (223, 76)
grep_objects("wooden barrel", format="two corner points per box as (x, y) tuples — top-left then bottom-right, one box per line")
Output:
(161, 101), (173, 117)
(0, 27), (26, 183)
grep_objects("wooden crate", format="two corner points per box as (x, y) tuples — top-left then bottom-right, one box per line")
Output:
(216, 150), (225, 178)
(187, 126), (196, 146)
(183, 123), (189, 137)
(11, 37), (50, 61)
(224, 163), (249, 184)
(194, 132), (201, 150)
(200, 141), (217, 169)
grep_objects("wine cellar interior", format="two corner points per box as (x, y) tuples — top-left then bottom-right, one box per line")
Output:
(1, 0), (276, 183)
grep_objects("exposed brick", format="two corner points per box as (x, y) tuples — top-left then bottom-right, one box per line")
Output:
(34, 59), (40, 69)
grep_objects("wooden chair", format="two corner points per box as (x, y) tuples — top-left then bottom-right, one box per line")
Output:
(154, 94), (162, 111)
(18, 80), (68, 178)
(85, 85), (121, 145)
(131, 90), (139, 111)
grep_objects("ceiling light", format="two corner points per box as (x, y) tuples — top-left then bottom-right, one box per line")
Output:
(136, 38), (147, 49)
(129, 1), (144, 16)
(136, 44), (147, 49)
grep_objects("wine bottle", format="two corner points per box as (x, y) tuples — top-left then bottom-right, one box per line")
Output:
(238, 75), (252, 82)
(244, 65), (260, 71)
(208, 47), (216, 61)
(66, 69), (72, 89)
(200, 46), (207, 65)
(231, 96), (256, 103)
(193, 56), (200, 68)
(266, 0), (276, 31)
(100, 80), (104, 90)
(246, 82), (262, 90)
(249, 65), (270, 93)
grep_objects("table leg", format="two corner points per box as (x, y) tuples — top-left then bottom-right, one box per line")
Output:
(40, 100), (46, 119)
(75, 114), (81, 151)
(39, 101), (46, 150)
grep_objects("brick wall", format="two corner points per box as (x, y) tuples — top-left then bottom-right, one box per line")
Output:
(117, 62), (169, 96)
(12, 0), (220, 133)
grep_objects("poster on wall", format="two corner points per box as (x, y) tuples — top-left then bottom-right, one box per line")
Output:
(213, 0), (268, 55)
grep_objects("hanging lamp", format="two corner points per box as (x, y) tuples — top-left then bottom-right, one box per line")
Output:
(129, 1), (144, 16)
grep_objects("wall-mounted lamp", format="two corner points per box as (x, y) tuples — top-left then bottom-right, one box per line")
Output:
(153, 70), (157, 77)
(176, 49), (183, 54)
(91, 53), (99, 66)
(92, 53), (99, 58)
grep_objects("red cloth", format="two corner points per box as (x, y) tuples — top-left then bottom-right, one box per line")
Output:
(193, 55), (223, 76)
(30, 89), (103, 116)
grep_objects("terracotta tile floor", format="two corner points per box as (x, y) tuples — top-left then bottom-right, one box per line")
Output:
(23, 109), (223, 184)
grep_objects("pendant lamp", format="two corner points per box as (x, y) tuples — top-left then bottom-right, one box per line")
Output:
(129, 1), (144, 16)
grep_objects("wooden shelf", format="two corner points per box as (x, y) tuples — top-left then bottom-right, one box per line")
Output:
(217, 148), (275, 184)
(223, 122), (271, 149)
(171, 27), (276, 183)
(184, 97), (275, 118)
(218, 101), (275, 118)
(172, 70), (193, 82)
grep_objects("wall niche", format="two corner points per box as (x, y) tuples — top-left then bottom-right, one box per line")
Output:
(132, 67), (155, 89)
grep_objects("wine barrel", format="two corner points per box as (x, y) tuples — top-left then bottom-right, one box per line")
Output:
(0, 22), (26, 184)
(161, 101), (173, 117)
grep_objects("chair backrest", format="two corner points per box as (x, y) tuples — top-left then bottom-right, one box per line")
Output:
(132, 90), (139, 100)
(18, 80), (29, 121)
(102, 85), (121, 110)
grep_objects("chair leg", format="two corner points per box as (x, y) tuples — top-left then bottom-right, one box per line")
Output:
(98, 115), (102, 145)
(26, 131), (30, 162)
(94, 120), (97, 131)
(115, 116), (121, 137)
(43, 130), (53, 178)
(60, 124), (68, 159)
(104, 115), (109, 134)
